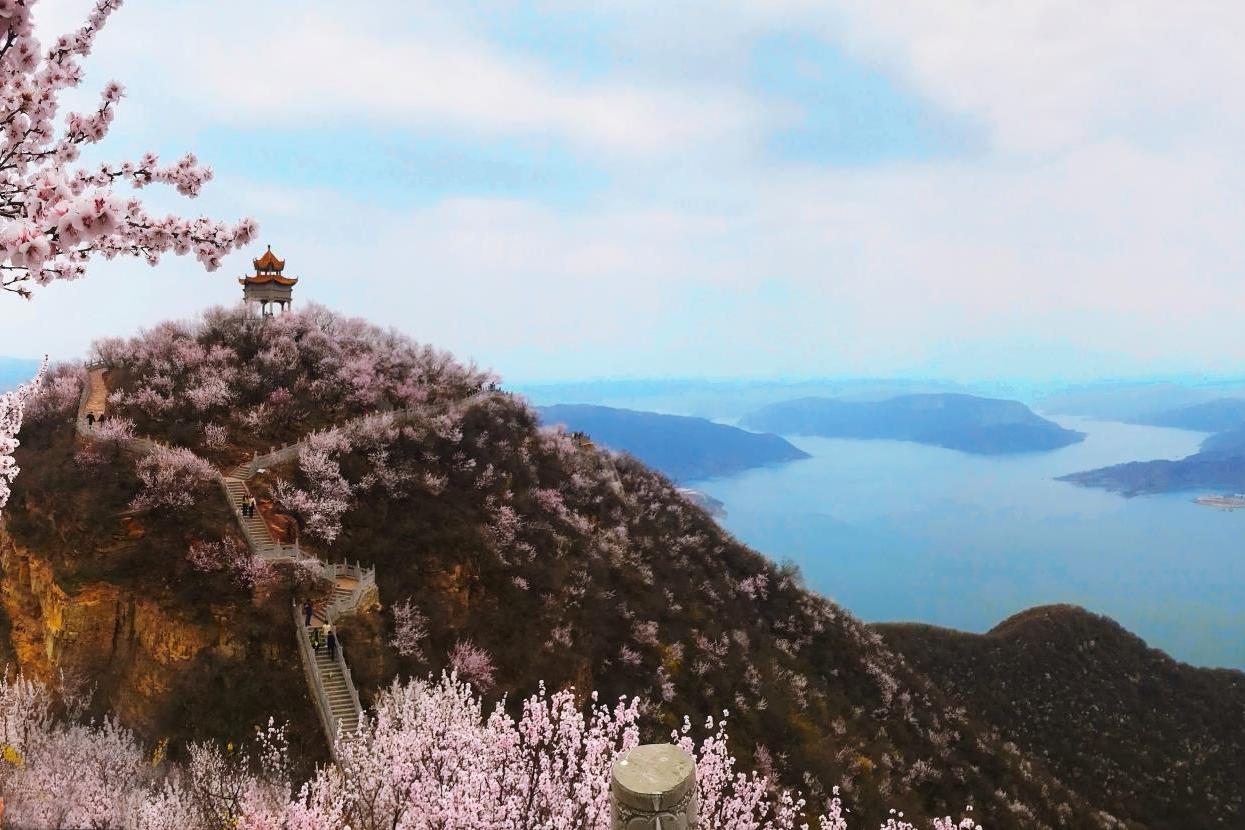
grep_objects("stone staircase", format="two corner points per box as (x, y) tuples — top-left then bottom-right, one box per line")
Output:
(221, 475), (271, 547)
(225, 458), (373, 749)
(78, 363), (375, 754)
(81, 366), (108, 420)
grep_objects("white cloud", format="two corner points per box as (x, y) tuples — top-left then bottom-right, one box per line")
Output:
(40, 0), (758, 159)
(744, 0), (1245, 154)
(15, 0), (1245, 383)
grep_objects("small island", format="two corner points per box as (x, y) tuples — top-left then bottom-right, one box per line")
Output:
(739, 393), (1085, 455)
(536, 404), (809, 481)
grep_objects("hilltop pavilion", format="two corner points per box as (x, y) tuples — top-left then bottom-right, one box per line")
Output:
(239, 246), (298, 316)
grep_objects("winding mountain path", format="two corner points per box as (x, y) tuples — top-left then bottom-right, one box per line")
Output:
(77, 364), (382, 752)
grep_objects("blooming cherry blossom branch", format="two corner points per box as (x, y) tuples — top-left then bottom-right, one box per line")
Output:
(0, 0), (255, 299)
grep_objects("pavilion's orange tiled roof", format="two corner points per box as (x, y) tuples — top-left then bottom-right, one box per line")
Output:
(240, 245), (297, 285)
(239, 272), (298, 286)
(253, 246), (285, 272)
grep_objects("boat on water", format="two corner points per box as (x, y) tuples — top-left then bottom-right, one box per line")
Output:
(1193, 493), (1245, 510)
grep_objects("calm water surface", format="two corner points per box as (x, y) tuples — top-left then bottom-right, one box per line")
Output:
(686, 416), (1245, 670)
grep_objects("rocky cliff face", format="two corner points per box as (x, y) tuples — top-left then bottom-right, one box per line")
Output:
(0, 518), (324, 766)
(0, 525), (236, 731)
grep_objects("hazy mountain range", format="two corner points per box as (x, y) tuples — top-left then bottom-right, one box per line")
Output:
(739, 393), (1085, 455)
(536, 404), (808, 481)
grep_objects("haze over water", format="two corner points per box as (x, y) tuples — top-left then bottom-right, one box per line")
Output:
(687, 415), (1245, 670)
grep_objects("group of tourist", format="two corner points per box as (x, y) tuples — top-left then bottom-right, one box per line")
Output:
(83, 412), (111, 427)
(303, 599), (337, 659)
(240, 496), (258, 518)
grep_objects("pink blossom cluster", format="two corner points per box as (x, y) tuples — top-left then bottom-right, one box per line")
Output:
(0, 358), (45, 509)
(273, 427), (353, 543)
(19, 360), (82, 423)
(447, 641), (496, 691)
(0, 672), (983, 830)
(91, 412), (135, 442)
(186, 535), (272, 589)
(93, 304), (492, 453)
(130, 443), (215, 512)
(0, 0), (254, 299)
(390, 597), (429, 660)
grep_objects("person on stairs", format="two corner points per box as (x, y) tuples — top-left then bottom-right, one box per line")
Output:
(303, 599), (313, 627)
(327, 626), (337, 661)
(86, 412), (95, 428)
(310, 625), (322, 654)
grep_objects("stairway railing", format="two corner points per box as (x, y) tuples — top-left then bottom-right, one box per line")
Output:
(292, 603), (340, 748)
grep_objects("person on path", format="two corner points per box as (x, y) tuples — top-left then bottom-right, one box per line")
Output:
(310, 626), (322, 654)
(86, 412), (95, 427)
(327, 628), (337, 661)
(303, 599), (313, 627)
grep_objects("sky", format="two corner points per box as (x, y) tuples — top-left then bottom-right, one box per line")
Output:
(5, 0), (1245, 383)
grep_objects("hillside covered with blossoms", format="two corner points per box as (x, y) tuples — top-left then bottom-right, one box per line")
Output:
(2, 304), (1241, 828)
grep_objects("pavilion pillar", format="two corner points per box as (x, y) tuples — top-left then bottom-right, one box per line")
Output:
(610, 744), (697, 829)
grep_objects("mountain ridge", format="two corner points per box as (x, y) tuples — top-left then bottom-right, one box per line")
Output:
(536, 403), (809, 481)
(740, 393), (1085, 454)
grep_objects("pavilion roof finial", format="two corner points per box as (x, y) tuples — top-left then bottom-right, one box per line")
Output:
(252, 245), (285, 273)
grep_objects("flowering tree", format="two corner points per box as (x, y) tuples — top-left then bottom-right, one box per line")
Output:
(0, 0), (255, 300)
(390, 597), (429, 660)
(187, 535), (272, 589)
(249, 674), (642, 830)
(130, 443), (215, 512)
(0, 672), (983, 830)
(273, 428), (353, 543)
(0, 0), (254, 513)
(446, 640), (496, 691)
(0, 357), (45, 510)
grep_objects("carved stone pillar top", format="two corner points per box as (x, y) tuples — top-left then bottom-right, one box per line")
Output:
(611, 743), (697, 829)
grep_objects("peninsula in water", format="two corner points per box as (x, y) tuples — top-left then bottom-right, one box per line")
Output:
(740, 393), (1085, 455)
(1059, 398), (1245, 496)
(536, 404), (809, 481)
(1060, 444), (1245, 497)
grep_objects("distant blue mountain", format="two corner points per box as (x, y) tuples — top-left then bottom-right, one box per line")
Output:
(0, 357), (40, 392)
(1057, 398), (1245, 496)
(1131, 398), (1245, 434)
(1038, 382), (1245, 422)
(1061, 399), (1245, 495)
(1058, 451), (1245, 497)
(740, 393), (1085, 455)
(536, 404), (809, 481)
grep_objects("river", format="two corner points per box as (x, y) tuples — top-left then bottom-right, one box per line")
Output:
(685, 415), (1245, 670)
